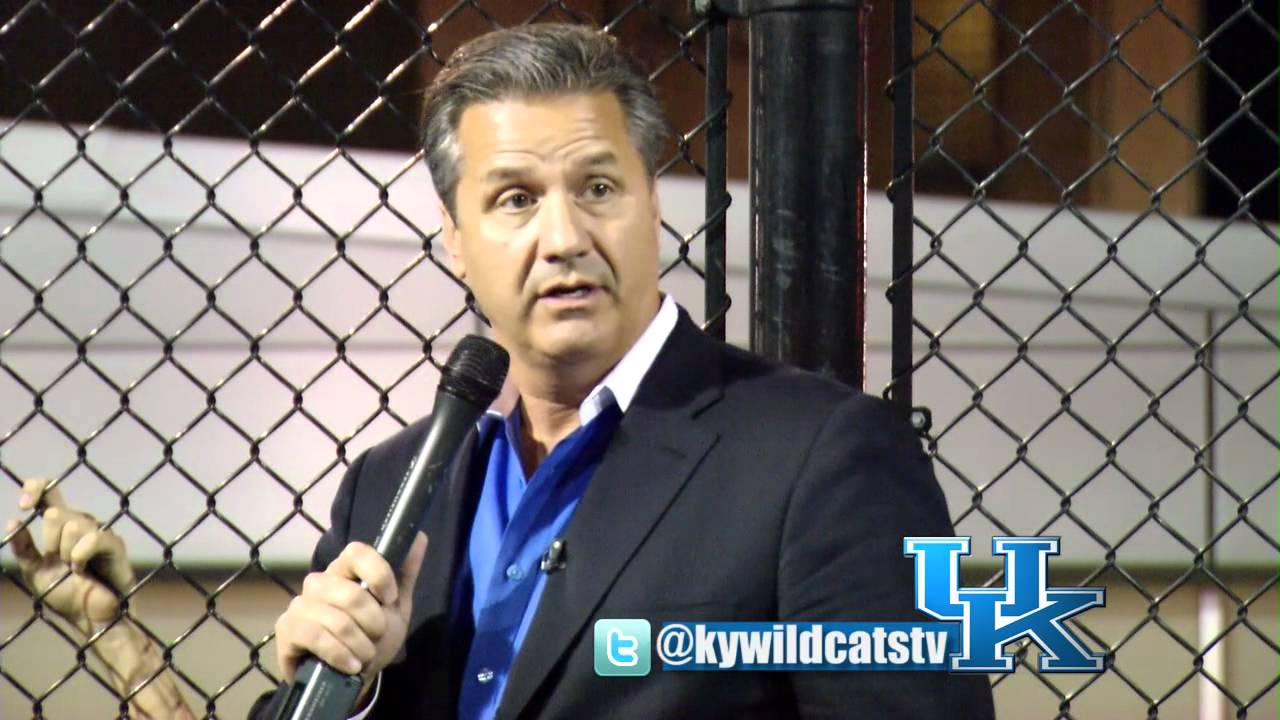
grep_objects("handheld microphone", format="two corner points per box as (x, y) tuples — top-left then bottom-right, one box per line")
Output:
(272, 335), (509, 720)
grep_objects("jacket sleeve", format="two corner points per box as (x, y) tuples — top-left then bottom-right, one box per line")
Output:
(246, 448), (371, 720)
(778, 394), (996, 720)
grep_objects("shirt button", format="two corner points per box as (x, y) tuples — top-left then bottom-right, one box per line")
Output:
(476, 668), (495, 684)
(505, 563), (524, 581)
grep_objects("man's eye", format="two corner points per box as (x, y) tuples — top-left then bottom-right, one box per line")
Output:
(585, 182), (614, 200)
(497, 191), (534, 211)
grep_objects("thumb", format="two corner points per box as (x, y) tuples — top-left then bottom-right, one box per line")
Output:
(395, 532), (428, 609)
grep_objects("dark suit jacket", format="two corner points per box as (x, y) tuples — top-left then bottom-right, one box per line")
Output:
(252, 310), (996, 719)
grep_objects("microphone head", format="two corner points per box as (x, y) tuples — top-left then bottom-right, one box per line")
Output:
(439, 335), (509, 408)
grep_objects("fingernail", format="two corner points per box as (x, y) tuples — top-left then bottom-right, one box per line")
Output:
(4, 518), (16, 533)
(18, 494), (31, 510)
(346, 658), (362, 675)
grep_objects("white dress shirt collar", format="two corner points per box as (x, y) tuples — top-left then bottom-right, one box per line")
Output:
(577, 292), (678, 424)
(486, 293), (679, 428)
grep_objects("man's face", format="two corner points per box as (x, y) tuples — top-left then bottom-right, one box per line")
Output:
(441, 92), (662, 370)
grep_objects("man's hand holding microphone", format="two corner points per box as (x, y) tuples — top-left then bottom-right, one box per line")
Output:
(273, 531), (427, 710)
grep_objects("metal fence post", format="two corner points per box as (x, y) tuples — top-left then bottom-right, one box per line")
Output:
(702, 7), (731, 341)
(888, 0), (914, 411)
(708, 0), (868, 387)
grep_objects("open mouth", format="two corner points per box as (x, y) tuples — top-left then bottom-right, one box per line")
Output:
(545, 285), (593, 297)
(540, 283), (599, 300)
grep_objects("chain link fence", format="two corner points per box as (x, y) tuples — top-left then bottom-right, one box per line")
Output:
(2, 0), (1277, 718)
(887, 0), (1278, 717)
(0, 1), (728, 716)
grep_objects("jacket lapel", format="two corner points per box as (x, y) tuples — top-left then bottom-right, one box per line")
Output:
(496, 312), (723, 719)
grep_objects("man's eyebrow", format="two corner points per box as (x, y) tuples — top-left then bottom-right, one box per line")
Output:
(480, 151), (619, 183)
(481, 165), (533, 184)
(576, 150), (620, 169)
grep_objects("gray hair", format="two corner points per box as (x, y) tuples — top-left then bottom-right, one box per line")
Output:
(420, 24), (670, 219)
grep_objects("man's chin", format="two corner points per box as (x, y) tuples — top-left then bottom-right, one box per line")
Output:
(531, 322), (614, 367)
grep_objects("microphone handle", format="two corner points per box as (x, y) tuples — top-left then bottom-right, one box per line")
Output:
(271, 658), (364, 720)
(375, 392), (484, 567)
(272, 391), (486, 720)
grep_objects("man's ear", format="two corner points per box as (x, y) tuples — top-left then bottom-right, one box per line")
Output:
(438, 201), (466, 280)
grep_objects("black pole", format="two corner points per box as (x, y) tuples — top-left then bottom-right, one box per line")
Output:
(704, 11), (730, 340)
(889, 0), (914, 410)
(744, 0), (867, 388)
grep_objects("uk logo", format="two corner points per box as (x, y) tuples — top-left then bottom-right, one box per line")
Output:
(903, 537), (1106, 673)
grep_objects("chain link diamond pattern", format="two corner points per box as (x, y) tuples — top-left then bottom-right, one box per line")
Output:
(0, 1), (729, 716)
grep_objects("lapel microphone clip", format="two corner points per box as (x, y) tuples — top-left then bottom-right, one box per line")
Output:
(540, 537), (567, 574)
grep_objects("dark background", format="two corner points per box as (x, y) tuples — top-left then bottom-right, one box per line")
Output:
(4, 0), (1274, 221)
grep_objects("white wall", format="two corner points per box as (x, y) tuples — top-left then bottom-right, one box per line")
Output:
(1, 120), (1275, 568)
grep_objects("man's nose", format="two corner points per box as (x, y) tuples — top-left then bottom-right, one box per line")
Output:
(537, 191), (590, 262)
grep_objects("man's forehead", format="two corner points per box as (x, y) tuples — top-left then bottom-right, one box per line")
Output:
(455, 93), (637, 170)
(480, 149), (622, 180)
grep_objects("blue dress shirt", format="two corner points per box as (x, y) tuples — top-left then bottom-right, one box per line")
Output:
(454, 397), (623, 720)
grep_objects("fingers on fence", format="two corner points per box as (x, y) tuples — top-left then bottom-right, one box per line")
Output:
(41, 506), (96, 573)
(68, 527), (135, 590)
(19, 477), (65, 512)
(9, 477), (134, 591)
(5, 516), (43, 581)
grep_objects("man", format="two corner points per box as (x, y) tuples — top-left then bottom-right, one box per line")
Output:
(11, 23), (996, 719)
(259, 23), (994, 719)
